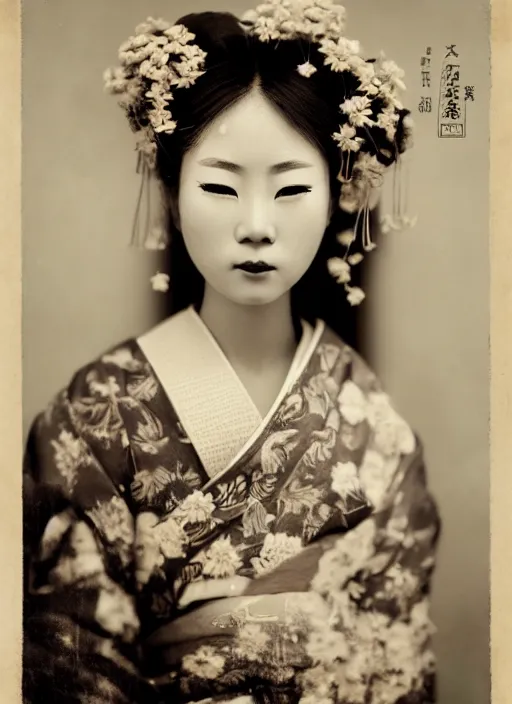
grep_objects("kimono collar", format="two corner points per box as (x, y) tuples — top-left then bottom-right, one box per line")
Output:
(137, 306), (320, 478)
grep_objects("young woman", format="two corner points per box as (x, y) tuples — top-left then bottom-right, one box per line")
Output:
(23, 3), (441, 703)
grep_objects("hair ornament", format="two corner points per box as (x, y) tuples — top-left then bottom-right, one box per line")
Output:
(240, 0), (415, 302)
(105, 4), (416, 303)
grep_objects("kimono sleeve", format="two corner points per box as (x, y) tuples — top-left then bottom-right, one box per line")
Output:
(281, 438), (440, 704)
(22, 384), (159, 704)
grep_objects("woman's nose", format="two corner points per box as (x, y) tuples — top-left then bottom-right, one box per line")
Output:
(235, 198), (276, 244)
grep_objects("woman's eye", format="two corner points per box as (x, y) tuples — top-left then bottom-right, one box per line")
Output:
(199, 183), (237, 197)
(275, 185), (312, 199)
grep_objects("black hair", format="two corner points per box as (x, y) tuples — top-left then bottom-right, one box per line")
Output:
(145, 11), (409, 350)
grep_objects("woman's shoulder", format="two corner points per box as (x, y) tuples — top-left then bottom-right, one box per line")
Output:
(64, 337), (151, 401)
(317, 319), (381, 393)
(318, 319), (421, 454)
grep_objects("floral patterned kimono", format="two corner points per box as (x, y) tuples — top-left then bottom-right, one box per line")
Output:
(23, 306), (441, 704)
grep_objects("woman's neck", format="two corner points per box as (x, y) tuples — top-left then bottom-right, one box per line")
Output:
(198, 288), (298, 372)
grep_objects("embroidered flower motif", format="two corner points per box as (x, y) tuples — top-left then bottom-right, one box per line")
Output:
(88, 496), (135, 559)
(174, 490), (216, 525)
(133, 410), (169, 454)
(87, 374), (121, 398)
(101, 347), (143, 372)
(150, 272), (170, 292)
(339, 421), (364, 452)
(332, 123), (363, 152)
(338, 380), (367, 425)
(260, 429), (300, 475)
(51, 430), (88, 491)
(311, 520), (376, 594)
(234, 623), (271, 661)
(251, 532), (304, 575)
(327, 257), (351, 284)
(297, 61), (317, 77)
(182, 645), (226, 679)
(306, 628), (349, 664)
(358, 449), (386, 508)
(153, 515), (188, 559)
(366, 392), (416, 456)
(199, 536), (243, 578)
(131, 466), (172, 503)
(242, 497), (275, 538)
(331, 461), (363, 506)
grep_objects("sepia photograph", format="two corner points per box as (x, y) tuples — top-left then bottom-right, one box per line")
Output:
(20, 0), (489, 702)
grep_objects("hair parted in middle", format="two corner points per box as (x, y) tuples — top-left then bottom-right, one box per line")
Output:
(104, 4), (413, 347)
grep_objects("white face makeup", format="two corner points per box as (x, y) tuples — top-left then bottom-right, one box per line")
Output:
(178, 89), (331, 307)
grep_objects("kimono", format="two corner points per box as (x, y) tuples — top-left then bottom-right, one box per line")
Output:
(23, 306), (441, 704)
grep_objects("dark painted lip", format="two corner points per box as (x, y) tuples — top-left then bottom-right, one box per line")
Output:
(234, 261), (276, 274)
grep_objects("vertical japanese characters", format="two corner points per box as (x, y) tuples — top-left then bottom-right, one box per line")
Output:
(418, 46), (432, 114)
(438, 45), (465, 138)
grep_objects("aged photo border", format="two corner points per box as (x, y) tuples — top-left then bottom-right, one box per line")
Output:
(0, 0), (508, 700)
(0, 0), (22, 701)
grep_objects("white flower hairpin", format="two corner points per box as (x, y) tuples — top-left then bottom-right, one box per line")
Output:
(105, 3), (415, 303)
(240, 0), (416, 304)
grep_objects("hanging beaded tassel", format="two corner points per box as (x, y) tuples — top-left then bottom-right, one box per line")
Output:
(131, 150), (169, 252)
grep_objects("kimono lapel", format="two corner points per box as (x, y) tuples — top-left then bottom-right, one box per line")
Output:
(129, 322), (375, 624)
(137, 306), (317, 481)
(137, 306), (263, 479)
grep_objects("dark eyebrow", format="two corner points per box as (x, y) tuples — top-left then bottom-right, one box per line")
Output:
(198, 158), (313, 174)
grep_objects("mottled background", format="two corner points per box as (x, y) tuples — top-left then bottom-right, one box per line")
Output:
(22, 1), (490, 702)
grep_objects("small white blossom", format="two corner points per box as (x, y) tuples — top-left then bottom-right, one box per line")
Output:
(327, 257), (351, 284)
(331, 461), (361, 501)
(200, 536), (243, 578)
(174, 490), (216, 525)
(338, 380), (367, 425)
(150, 272), (170, 292)
(297, 61), (317, 78)
(251, 532), (303, 575)
(345, 285), (366, 306)
(153, 515), (187, 558)
(332, 124), (363, 152)
(341, 96), (374, 128)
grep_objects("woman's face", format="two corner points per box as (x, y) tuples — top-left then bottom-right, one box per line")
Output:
(177, 89), (331, 307)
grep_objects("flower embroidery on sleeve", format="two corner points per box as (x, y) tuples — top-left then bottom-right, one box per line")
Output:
(330, 462), (365, 506)
(181, 645), (226, 679)
(87, 496), (135, 566)
(153, 514), (188, 559)
(51, 429), (90, 492)
(198, 536), (243, 579)
(173, 490), (216, 526)
(251, 532), (304, 576)
(337, 381), (367, 425)
(366, 392), (416, 456)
